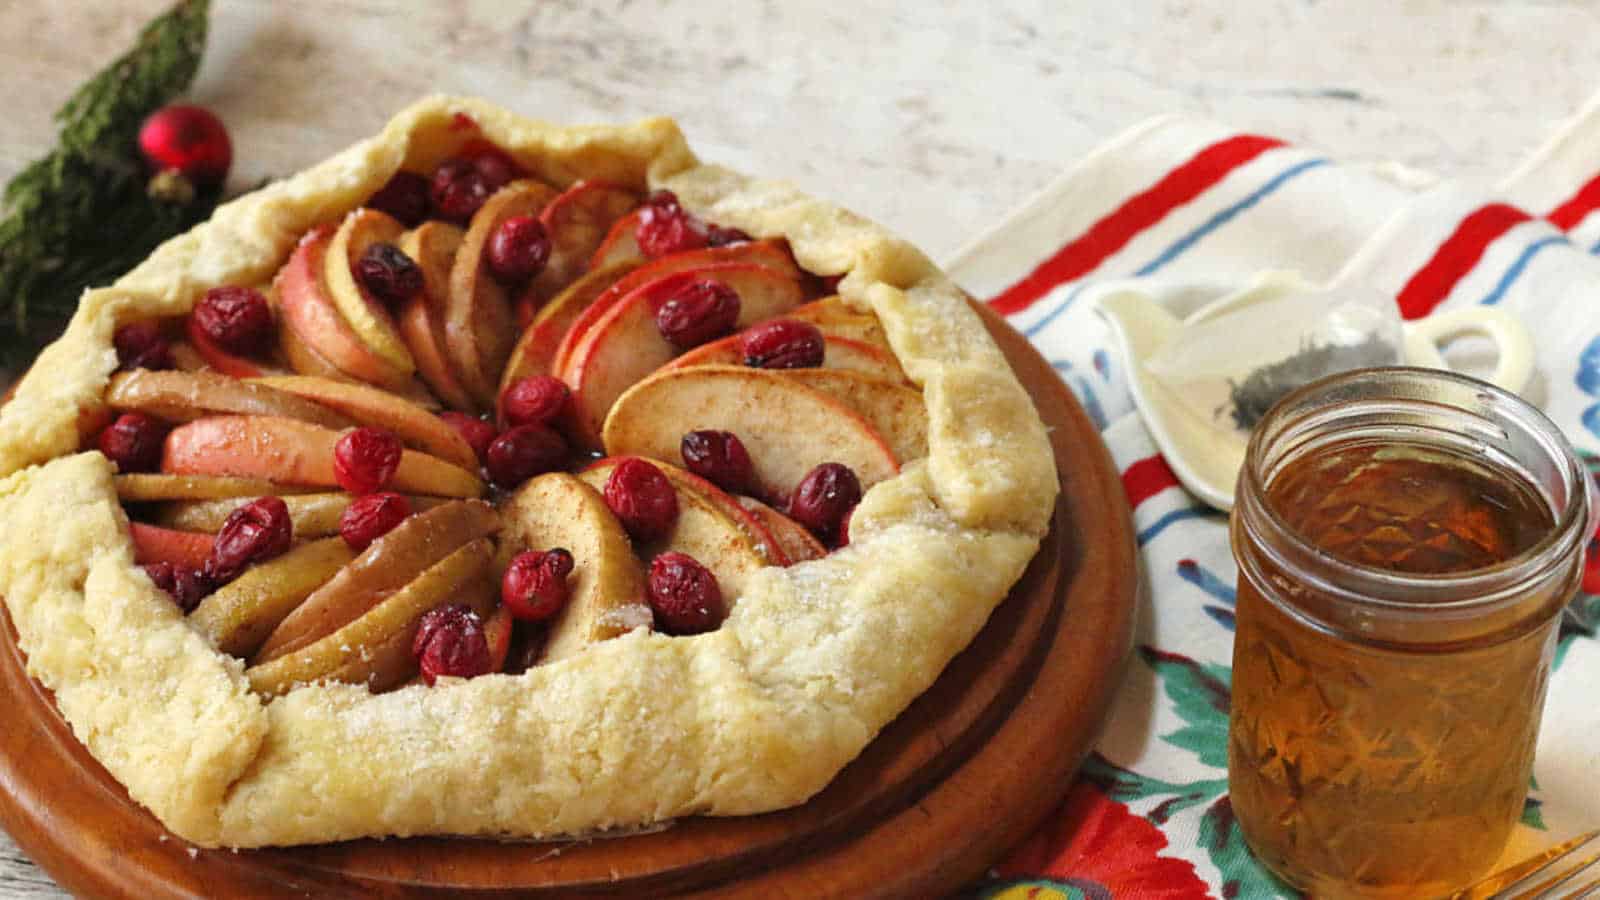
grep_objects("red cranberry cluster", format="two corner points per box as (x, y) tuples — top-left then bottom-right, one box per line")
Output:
(634, 190), (750, 259)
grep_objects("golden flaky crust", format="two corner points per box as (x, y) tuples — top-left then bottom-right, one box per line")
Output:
(0, 97), (1058, 847)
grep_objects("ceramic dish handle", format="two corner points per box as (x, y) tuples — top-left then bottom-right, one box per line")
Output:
(1400, 307), (1536, 395)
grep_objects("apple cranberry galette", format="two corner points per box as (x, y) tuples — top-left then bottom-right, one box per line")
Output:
(0, 97), (1056, 847)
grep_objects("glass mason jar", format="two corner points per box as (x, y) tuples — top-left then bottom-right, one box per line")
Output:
(1228, 368), (1590, 898)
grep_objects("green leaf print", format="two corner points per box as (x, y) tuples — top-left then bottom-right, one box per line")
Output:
(1198, 796), (1298, 899)
(1142, 647), (1233, 770)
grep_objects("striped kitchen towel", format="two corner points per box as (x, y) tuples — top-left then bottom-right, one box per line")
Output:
(950, 92), (1600, 898)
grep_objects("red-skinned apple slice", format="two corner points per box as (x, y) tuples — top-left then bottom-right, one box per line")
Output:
(587, 208), (647, 271)
(527, 181), (638, 302)
(787, 296), (892, 350)
(447, 179), (561, 409)
(323, 209), (416, 373)
(498, 262), (638, 427)
(602, 366), (899, 500)
(276, 228), (414, 391)
(114, 474), (312, 503)
(560, 264), (807, 448)
(498, 472), (650, 664)
(396, 222), (476, 411)
(581, 456), (788, 567)
(660, 332), (910, 384)
(772, 369), (927, 464)
(105, 369), (354, 429)
(128, 522), (215, 569)
(550, 240), (804, 375)
(162, 416), (485, 498)
(254, 499), (500, 664)
(576, 459), (770, 603)
(735, 496), (827, 564)
(249, 375), (478, 471)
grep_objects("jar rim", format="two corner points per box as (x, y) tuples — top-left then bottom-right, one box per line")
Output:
(1238, 366), (1589, 617)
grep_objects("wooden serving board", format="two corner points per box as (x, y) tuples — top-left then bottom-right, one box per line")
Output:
(0, 305), (1138, 899)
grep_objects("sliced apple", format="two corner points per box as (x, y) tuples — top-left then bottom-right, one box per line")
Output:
(114, 473), (309, 503)
(447, 179), (561, 409)
(788, 296), (892, 350)
(249, 375), (478, 471)
(105, 369), (354, 429)
(776, 369), (927, 464)
(735, 496), (827, 564)
(551, 240), (804, 376)
(482, 603), (514, 674)
(128, 522), (214, 569)
(636, 459), (788, 566)
(154, 493), (446, 537)
(184, 315), (280, 378)
(499, 262), (639, 421)
(162, 416), (485, 498)
(560, 264), (807, 448)
(602, 366), (899, 500)
(396, 222), (476, 411)
(323, 208), (416, 373)
(661, 333), (909, 384)
(167, 341), (208, 373)
(276, 227), (414, 391)
(246, 538), (496, 696)
(498, 472), (650, 664)
(253, 499), (499, 664)
(527, 181), (638, 303)
(588, 208), (646, 272)
(189, 537), (356, 657)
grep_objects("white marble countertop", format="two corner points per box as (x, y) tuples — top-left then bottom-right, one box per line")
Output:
(1, 0), (1597, 895)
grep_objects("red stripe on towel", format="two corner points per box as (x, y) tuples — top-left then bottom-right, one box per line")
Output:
(1122, 455), (1181, 508)
(1395, 203), (1531, 320)
(1547, 171), (1600, 231)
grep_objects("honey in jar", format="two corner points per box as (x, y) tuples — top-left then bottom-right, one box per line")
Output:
(1228, 369), (1588, 898)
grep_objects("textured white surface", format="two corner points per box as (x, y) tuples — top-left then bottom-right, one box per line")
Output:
(0, 0), (1597, 895)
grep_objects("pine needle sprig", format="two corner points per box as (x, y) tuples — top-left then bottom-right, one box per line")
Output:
(0, 0), (212, 364)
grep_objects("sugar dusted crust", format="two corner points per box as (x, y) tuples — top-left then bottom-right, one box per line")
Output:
(0, 97), (1058, 846)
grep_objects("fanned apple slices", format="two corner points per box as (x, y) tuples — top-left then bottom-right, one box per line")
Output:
(97, 140), (935, 697)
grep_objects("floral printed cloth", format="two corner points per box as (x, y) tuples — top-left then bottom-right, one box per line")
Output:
(947, 96), (1600, 897)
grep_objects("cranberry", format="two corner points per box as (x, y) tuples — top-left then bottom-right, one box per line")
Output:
(204, 496), (292, 584)
(193, 286), (273, 356)
(645, 189), (681, 209)
(430, 158), (492, 223)
(654, 279), (740, 349)
(705, 225), (753, 247)
(646, 552), (724, 635)
(741, 319), (825, 369)
(788, 463), (861, 543)
(485, 424), (567, 489)
(142, 562), (212, 613)
(440, 412), (498, 465)
(680, 430), (756, 496)
(501, 376), (569, 428)
(635, 201), (708, 258)
(501, 548), (575, 622)
(339, 492), (412, 551)
(465, 146), (520, 192)
(354, 242), (423, 307)
(334, 427), (404, 494)
(367, 171), (431, 226)
(604, 458), (679, 541)
(98, 413), (167, 473)
(412, 603), (492, 685)
(487, 215), (552, 283)
(113, 321), (173, 371)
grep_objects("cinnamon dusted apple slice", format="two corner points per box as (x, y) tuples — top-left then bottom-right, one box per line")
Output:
(247, 538), (496, 696)
(588, 208), (646, 271)
(577, 459), (771, 603)
(162, 416), (485, 498)
(498, 472), (650, 663)
(497, 262), (638, 423)
(560, 264), (806, 448)
(105, 370), (354, 429)
(114, 473), (309, 502)
(154, 493), (446, 537)
(778, 369), (927, 464)
(550, 240), (804, 375)
(603, 366), (899, 500)
(735, 496), (827, 564)
(253, 499), (499, 664)
(396, 222), (476, 411)
(481, 603), (515, 674)
(128, 522), (214, 569)
(527, 181), (638, 303)
(249, 375), (478, 470)
(788, 296), (892, 350)
(276, 227), (414, 392)
(447, 179), (560, 408)
(648, 460), (789, 566)
(189, 537), (356, 657)
(661, 333), (909, 384)
(323, 209), (416, 373)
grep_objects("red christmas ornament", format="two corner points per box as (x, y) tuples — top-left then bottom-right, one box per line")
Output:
(138, 104), (232, 188)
